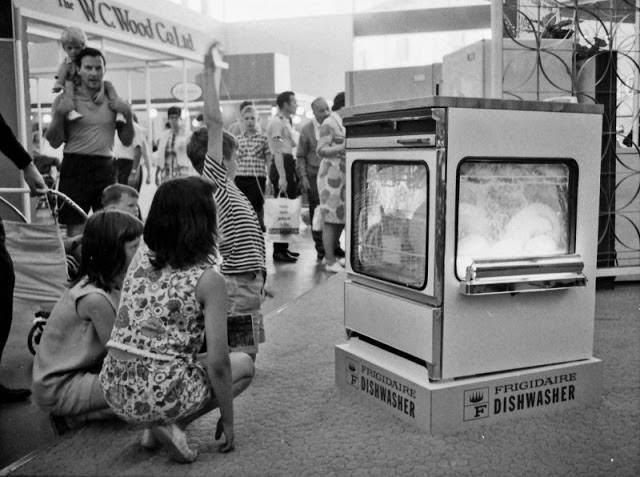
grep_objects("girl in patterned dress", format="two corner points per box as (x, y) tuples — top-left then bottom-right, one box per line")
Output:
(99, 176), (255, 463)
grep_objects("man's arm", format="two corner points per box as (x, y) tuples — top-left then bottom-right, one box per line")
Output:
(266, 120), (287, 190)
(114, 99), (134, 146)
(45, 95), (72, 149)
(295, 130), (310, 190)
(141, 140), (152, 183)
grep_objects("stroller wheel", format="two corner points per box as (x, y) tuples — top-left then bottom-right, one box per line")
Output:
(27, 323), (45, 356)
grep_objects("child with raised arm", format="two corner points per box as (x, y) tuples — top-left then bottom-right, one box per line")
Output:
(53, 27), (124, 122)
(187, 43), (267, 361)
(99, 176), (255, 463)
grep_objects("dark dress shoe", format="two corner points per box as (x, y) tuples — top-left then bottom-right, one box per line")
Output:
(273, 252), (297, 263)
(0, 384), (31, 403)
(334, 248), (346, 258)
(286, 250), (300, 257)
(49, 414), (72, 435)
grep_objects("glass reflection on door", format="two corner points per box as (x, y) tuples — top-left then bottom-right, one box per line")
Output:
(351, 162), (428, 288)
(456, 160), (576, 278)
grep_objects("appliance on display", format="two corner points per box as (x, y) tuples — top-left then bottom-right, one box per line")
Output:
(335, 97), (604, 433)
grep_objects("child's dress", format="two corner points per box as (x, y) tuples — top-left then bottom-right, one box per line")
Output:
(99, 244), (215, 424)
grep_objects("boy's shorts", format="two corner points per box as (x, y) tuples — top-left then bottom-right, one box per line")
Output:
(224, 270), (266, 349)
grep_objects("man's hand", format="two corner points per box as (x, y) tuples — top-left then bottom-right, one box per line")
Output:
(278, 176), (288, 193)
(54, 96), (75, 117)
(300, 175), (311, 192)
(22, 162), (48, 196)
(215, 417), (234, 453)
(110, 98), (131, 116)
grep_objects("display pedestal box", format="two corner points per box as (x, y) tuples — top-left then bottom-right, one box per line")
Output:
(336, 339), (602, 434)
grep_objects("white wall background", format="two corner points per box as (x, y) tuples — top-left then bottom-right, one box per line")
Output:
(223, 14), (354, 101)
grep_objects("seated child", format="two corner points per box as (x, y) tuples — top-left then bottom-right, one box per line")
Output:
(101, 183), (142, 220)
(32, 210), (143, 432)
(99, 176), (255, 463)
(53, 26), (124, 122)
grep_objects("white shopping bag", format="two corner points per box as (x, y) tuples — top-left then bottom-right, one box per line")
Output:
(264, 196), (302, 241)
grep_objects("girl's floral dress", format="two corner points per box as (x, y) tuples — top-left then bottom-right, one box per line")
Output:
(99, 244), (215, 424)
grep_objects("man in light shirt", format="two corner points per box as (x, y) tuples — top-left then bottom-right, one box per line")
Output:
(46, 47), (133, 237)
(265, 91), (301, 263)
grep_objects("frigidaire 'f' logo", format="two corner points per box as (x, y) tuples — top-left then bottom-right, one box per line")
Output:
(346, 359), (359, 388)
(464, 388), (489, 421)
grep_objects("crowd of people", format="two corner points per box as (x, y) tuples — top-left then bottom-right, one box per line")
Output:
(0, 30), (348, 463)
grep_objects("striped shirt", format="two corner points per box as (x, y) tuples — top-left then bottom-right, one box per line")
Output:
(236, 132), (270, 178)
(203, 154), (266, 275)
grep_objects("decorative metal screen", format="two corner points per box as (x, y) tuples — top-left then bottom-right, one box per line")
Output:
(502, 0), (640, 274)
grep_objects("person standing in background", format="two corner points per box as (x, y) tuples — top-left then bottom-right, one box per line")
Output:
(0, 112), (48, 403)
(155, 106), (196, 183)
(317, 92), (347, 273)
(265, 91), (300, 263)
(234, 104), (271, 231)
(296, 97), (334, 262)
(228, 101), (255, 138)
(113, 115), (151, 191)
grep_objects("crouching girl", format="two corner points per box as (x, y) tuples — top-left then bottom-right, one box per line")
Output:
(32, 210), (143, 431)
(99, 176), (254, 463)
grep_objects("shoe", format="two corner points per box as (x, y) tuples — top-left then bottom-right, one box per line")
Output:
(325, 261), (343, 273)
(286, 250), (300, 257)
(49, 414), (71, 436)
(316, 252), (325, 262)
(67, 110), (82, 121)
(334, 248), (346, 258)
(141, 428), (160, 450)
(151, 424), (198, 463)
(0, 384), (31, 404)
(273, 252), (297, 263)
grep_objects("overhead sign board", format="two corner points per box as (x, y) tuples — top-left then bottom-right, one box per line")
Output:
(14, 0), (213, 61)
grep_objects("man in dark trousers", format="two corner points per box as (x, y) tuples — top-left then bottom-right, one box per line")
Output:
(265, 91), (301, 262)
(296, 97), (330, 261)
(0, 112), (48, 403)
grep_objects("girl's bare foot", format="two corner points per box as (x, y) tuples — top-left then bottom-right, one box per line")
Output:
(150, 424), (198, 463)
(140, 428), (160, 450)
